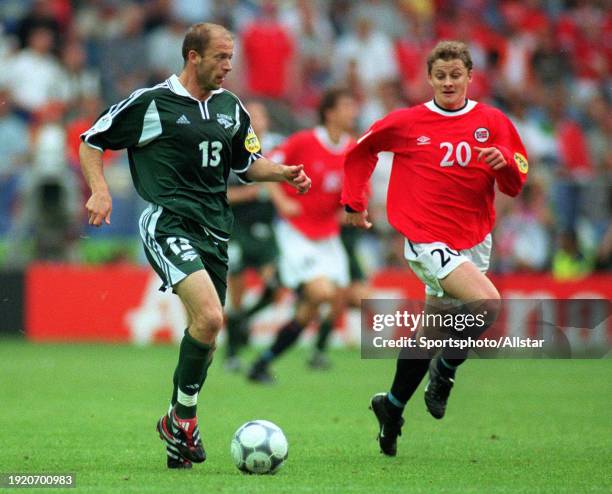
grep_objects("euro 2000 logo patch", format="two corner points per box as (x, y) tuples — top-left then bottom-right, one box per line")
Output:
(244, 127), (261, 153)
(473, 127), (490, 143)
(514, 152), (529, 174)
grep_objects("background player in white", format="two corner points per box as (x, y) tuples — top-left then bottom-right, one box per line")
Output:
(342, 41), (528, 456)
(248, 88), (359, 383)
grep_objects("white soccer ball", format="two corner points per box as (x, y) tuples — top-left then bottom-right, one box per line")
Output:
(230, 420), (288, 474)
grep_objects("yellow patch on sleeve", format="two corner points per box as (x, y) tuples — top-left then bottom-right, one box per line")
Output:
(244, 128), (261, 153)
(514, 152), (528, 174)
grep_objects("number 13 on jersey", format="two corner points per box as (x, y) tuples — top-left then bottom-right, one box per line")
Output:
(200, 140), (222, 167)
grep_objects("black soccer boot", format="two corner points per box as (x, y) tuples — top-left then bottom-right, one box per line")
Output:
(424, 357), (455, 419)
(369, 393), (404, 457)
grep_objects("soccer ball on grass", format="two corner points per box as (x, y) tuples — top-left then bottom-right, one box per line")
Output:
(230, 420), (288, 474)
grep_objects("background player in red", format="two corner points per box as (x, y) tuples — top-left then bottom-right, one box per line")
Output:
(248, 87), (358, 383)
(342, 41), (528, 456)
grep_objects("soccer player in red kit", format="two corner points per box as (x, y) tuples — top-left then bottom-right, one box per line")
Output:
(248, 88), (358, 383)
(342, 41), (528, 456)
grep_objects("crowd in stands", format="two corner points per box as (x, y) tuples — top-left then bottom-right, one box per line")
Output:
(0, 0), (609, 278)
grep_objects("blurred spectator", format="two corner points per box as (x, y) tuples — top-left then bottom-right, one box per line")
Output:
(394, 9), (436, 104)
(169, 0), (213, 25)
(547, 90), (593, 233)
(98, 3), (149, 102)
(280, 0), (335, 113)
(551, 229), (594, 280)
(146, 13), (187, 81)
(352, 0), (404, 40)
(0, 0), (608, 273)
(358, 79), (406, 132)
(57, 40), (101, 107)
(494, 182), (552, 273)
(4, 26), (65, 116)
(333, 10), (398, 97)
(14, 0), (67, 51)
(530, 25), (571, 87)
(241, 0), (295, 101)
(0, 86), (30, 234)
(7, 102), (79, 263)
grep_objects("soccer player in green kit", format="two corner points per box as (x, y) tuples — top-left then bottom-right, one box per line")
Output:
(79, 23), (311, 469)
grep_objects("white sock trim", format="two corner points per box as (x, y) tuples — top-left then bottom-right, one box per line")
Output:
(177, 389), (198, 407)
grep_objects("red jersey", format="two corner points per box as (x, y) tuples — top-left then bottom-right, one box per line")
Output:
(342, 100), (528, 250)
(242, 22), (294, 98)
(272, 127), (354, 240)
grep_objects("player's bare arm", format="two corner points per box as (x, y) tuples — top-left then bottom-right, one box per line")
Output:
(246, 157), (312, 194)
(474, 146), (508, 171)
(79, 141), (112, 226)
(265, 182), (302, 217)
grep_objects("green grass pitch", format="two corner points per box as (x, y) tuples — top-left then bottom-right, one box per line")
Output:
(1, 338), (610, 493)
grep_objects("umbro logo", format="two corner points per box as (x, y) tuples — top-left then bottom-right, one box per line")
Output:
(176, 114), (191, 125)
(416, 136), (431, 145)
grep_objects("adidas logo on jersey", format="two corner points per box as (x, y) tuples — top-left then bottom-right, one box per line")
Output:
(176, 114), (191, 125)
(416, 136), (431, 145)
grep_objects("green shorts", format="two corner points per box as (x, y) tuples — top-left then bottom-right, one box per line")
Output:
(138, 203), (228, 304)
(228, 220), (278, 275)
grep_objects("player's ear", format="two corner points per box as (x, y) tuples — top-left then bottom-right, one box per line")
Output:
(467, 69), (473, 83)
(188, 49), (202, 65)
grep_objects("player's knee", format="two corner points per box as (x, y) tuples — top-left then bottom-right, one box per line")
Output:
(190, 307), (224, 341)
(471, 290), (501, 326)
(304, 279), (336, 306)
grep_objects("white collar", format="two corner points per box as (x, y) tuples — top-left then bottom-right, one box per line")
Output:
(313, 126), (351, 154)
(424, 99), (477, 117)
(167, 74), (224, 101)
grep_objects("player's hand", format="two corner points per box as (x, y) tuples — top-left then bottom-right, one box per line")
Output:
(282, 164), (311, 194)
(344, 210), (372, 229)
(85, 190), (112, 226)
(474, 146), (507, 170)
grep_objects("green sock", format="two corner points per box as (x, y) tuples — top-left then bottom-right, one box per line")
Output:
(315, 317), (334, 352)
(173, 329), (213, 419)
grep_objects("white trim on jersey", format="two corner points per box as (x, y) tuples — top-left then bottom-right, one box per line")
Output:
(137, 100), (162, 147)
(424, 99), (478, 117)
(81, 82), (168, 143)
(231, 103), (241, 137)
(313, 126), (352, 154)
(167, 74), (191, 98)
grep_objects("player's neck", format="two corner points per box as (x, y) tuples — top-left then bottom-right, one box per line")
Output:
(323, 124), (344, 144)
(178, 71), (210, 101)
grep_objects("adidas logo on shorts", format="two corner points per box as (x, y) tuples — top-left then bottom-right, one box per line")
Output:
(176, 114), (191, 125)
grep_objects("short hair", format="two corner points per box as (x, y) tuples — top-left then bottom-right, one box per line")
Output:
(427, 40), (473, 74)
(181, 23), (232, 63)
(317, 87), (353, 125)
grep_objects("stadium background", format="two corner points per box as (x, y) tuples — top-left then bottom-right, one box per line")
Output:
(0, 1), (610, 493)
(0, 0), (609, 341)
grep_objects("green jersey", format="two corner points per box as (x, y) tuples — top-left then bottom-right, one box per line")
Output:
(81, 74), (262, 240)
